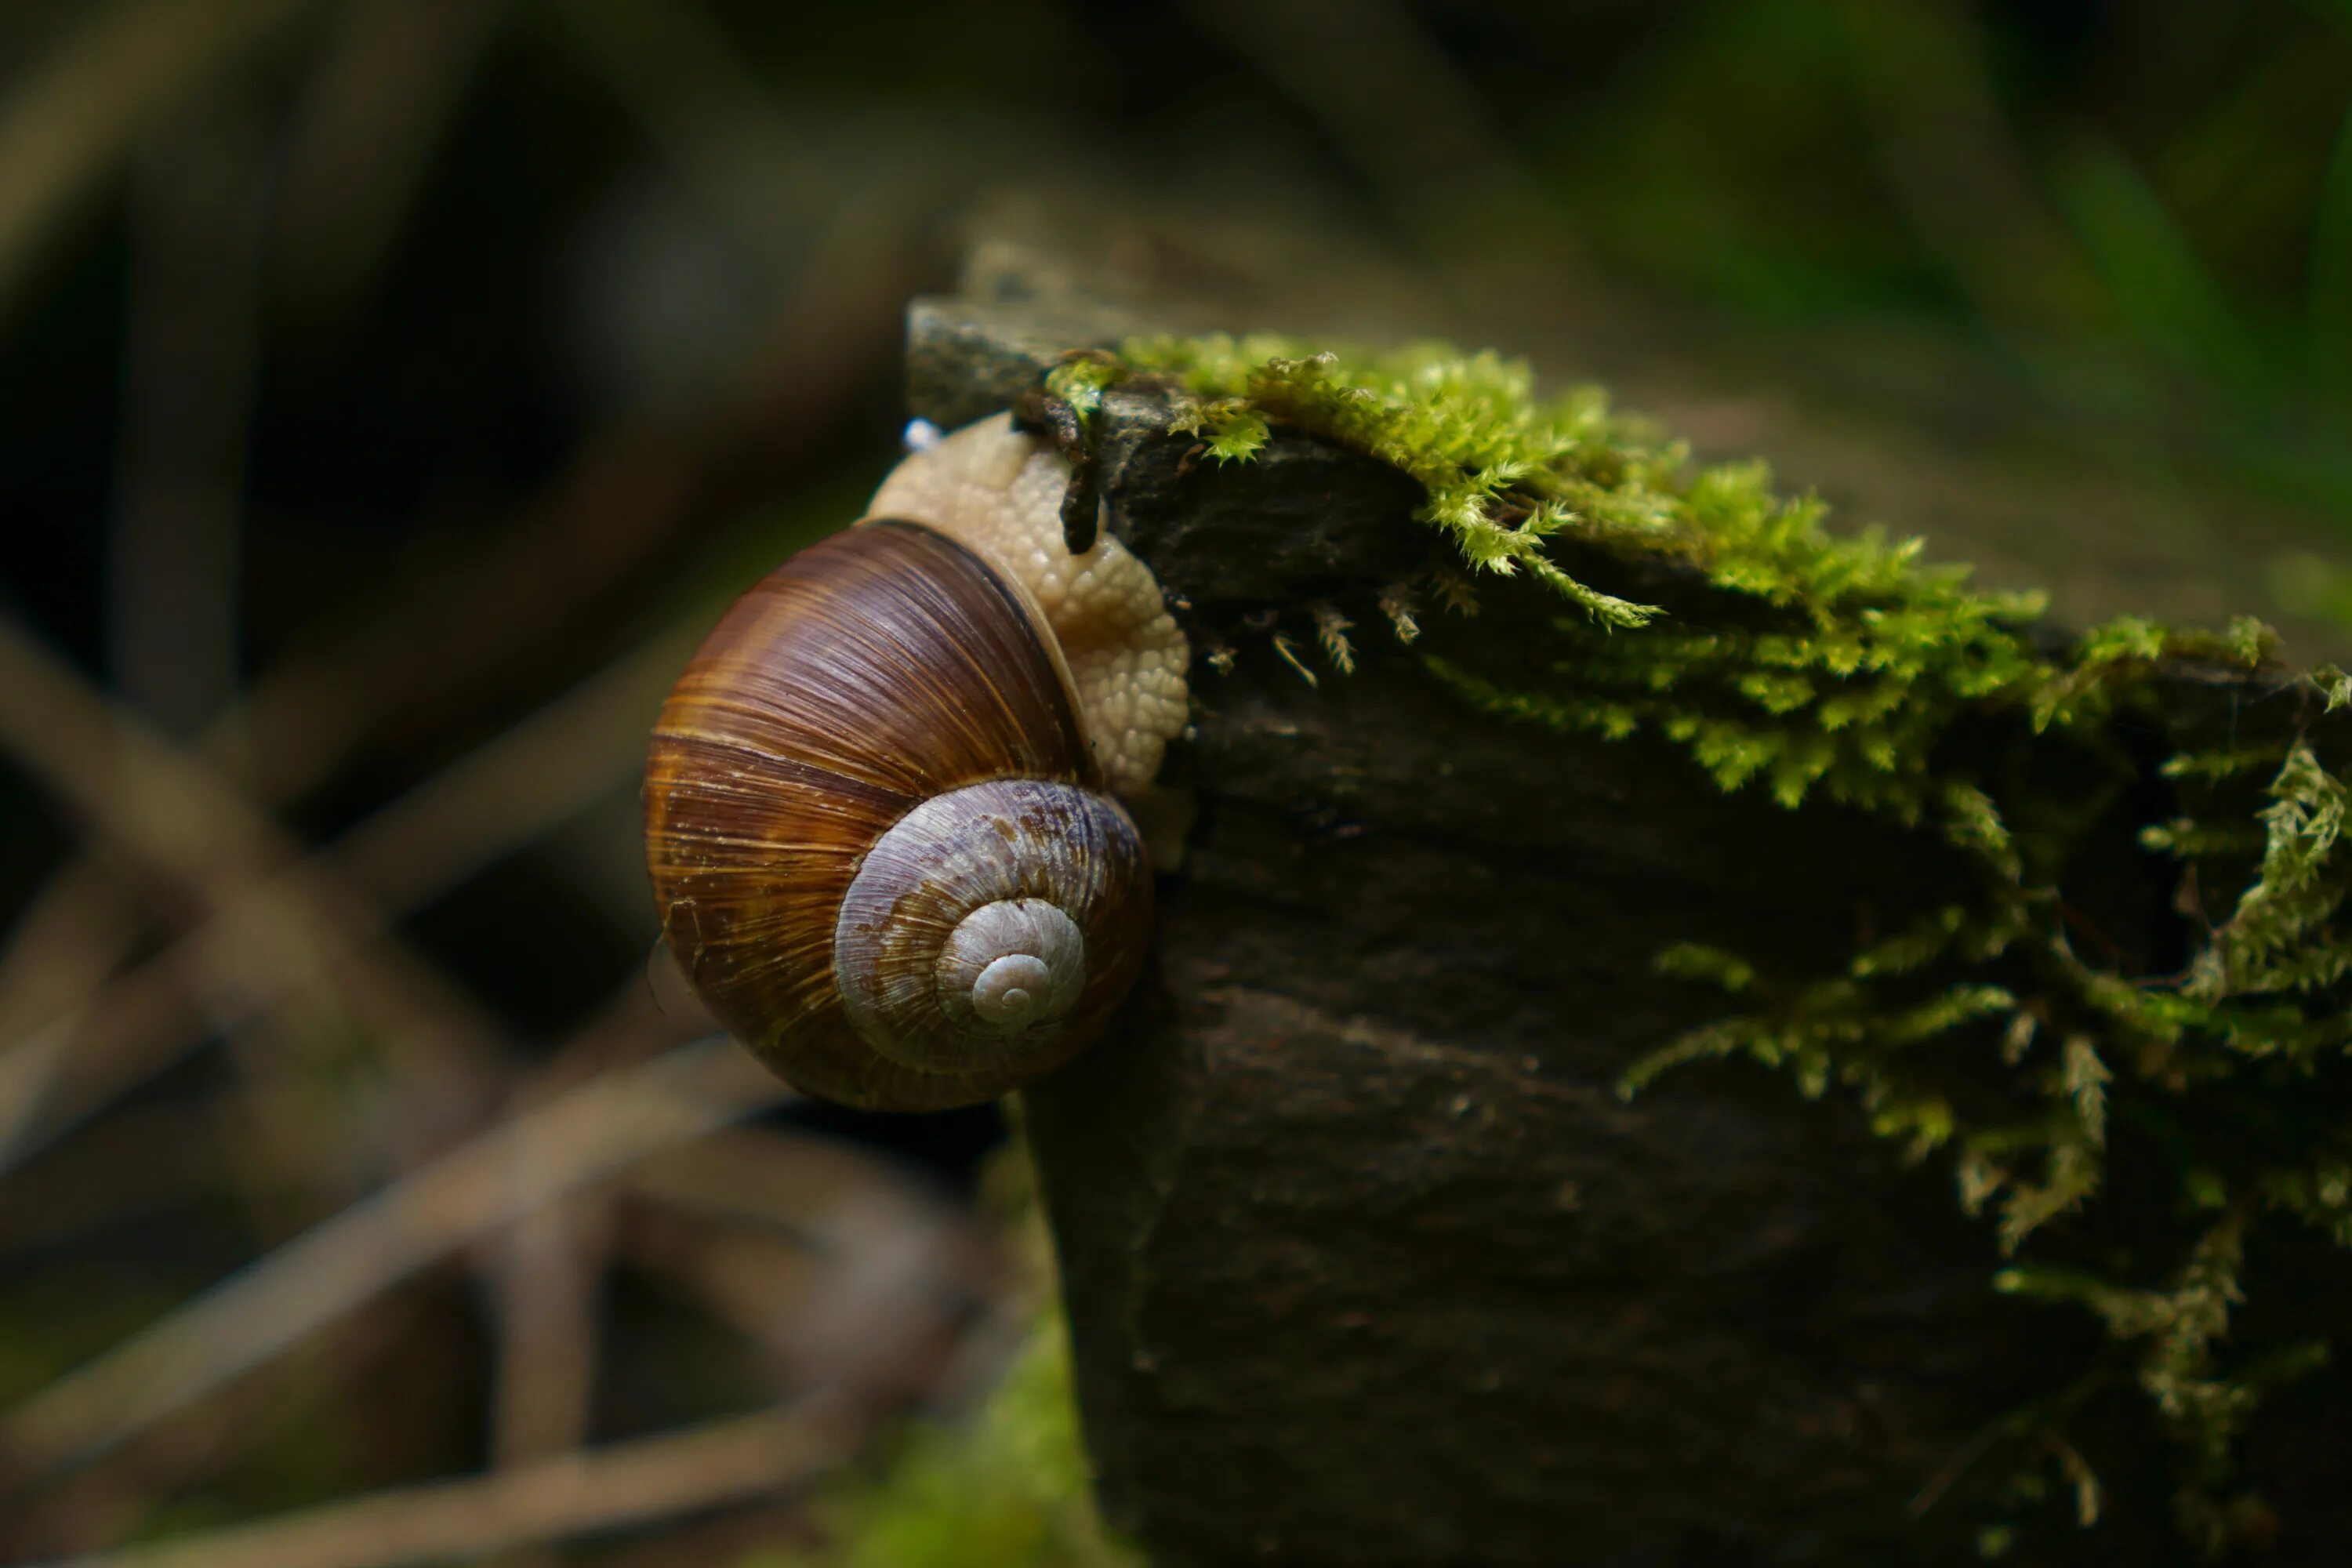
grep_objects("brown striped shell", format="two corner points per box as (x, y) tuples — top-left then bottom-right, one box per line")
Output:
(642, 519), (1152, 1111)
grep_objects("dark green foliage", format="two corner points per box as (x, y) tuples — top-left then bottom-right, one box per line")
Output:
(1091, 333), (2352, 1556)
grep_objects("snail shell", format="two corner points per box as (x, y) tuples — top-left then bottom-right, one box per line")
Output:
(644, 516), (1157, 1111)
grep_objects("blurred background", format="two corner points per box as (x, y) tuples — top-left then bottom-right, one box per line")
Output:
(2, 1), (2351, 1562)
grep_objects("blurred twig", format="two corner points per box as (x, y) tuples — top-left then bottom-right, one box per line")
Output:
(271, 0), (509, 341)
(553, 0), (808, 264)
(625, 1127), (969, 1240)
(0, 0), (322, 329)
(487, 1197), (608, 1470)
(0, 614), (707, 1171)
(230, 169), (925, 811)
(0, 165), (920, 1145)
(0, 0), (931, 1183)
(106, 87), (317, 1207)
(325, 616), (706, 904)
(0, 863), (146, 1156)
(13, 1296), (436, 1561)
(0, 614), (503, 1169)
(621, 1129), (1000, 1396)
(108, 90), (264, 746)
(2, 982), (699, 1551)
(0, 1036), (789, 1481)
(30, 1396), (858, 1568)
(613, 1205), (820, 1374)
(0, 1104), (224, 1257)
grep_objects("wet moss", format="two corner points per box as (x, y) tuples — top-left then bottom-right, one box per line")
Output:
(1064, 333), (2352, 1556)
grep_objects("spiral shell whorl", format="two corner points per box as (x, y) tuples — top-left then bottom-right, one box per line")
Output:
(832, 778), (1148, 1079)
(644, 520), (1150, 1111)
(939, 901), (1085, 1029)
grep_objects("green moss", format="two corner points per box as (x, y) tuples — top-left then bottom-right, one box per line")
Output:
(746, 1134), (1138, 1568)
(749, 1313), (1138, 1568)
(1087, 332), (2352, 1556)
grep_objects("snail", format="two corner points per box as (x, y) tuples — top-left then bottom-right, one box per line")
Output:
(644, 411), (1190, 1111)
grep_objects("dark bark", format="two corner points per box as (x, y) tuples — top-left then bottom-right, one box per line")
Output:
(905, 237), (2352, 1566)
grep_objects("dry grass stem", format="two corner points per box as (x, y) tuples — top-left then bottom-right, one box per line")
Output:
(223, 180), (920, 815)
(0, 172), (916, 1152)
(110, 91), (264, 746)
(0, 612), (502, 1126)
(0, 1038), (789, 1478)
(613, 1207), (822, 1370)
(0, 615), (708, 1171)
(0, 0), (323, 326)
(488, 1196), (608, 1469)
(624, 1127), (962, 1238)
(11, 1296), (435, 1562)
(325, 616), (707, 907)
(619, 1129), (1000, 1397)
(271, 0), (509, 336)
(0, 863), (156, 1153)
(32, 1396), (858, 1568)
(0, 1104), (227, 1256)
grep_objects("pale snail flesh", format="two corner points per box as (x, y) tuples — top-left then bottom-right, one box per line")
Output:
(644, 413), (1189, 1111)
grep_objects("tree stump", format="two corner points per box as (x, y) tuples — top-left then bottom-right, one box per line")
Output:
(906, 231), (2352, 1567)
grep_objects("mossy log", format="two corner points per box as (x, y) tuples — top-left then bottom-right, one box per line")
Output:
(908, 242), (2352, 1567)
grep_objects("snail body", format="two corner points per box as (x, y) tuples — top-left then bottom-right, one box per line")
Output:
(644, 414), (1187, 1110)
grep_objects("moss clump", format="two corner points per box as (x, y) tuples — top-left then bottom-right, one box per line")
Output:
(747, 1314), (1138, 1568)
(749, 1136), (1138, 1568)
(1076, 332), (2352, 1557)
